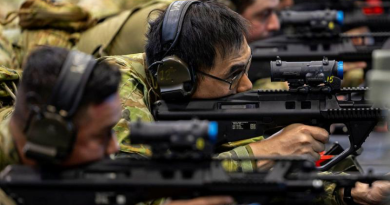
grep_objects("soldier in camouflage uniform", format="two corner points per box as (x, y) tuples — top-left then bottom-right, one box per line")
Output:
(75, 0), (287, 90)
(0, 46), (235, 205)
(0, 46), (122, 205)
(0, 46), (122, 170)
(100, 2), (331, 204)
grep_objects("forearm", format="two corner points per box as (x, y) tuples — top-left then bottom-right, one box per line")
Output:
(215, 145), (256, 172)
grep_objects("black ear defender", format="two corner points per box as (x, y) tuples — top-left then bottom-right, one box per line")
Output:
(23, 50), (97, 164)
(148, 0), (200, 101)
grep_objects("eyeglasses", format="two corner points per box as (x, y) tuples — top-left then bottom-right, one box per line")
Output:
(197, 54), (252, 90)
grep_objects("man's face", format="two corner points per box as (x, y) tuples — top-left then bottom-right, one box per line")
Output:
(192, 39), (252, 99)
(241, 0), (280, 42)
(62, 93), (121, 166)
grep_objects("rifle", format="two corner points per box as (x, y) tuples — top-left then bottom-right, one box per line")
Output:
(248, 7), (390, 81)
(279, 9), (390, 36)
(1, 120), (389, 205)
(249, 33), (390, 81)
(152, 59), (388, 171)
(292, 0), (390, 16)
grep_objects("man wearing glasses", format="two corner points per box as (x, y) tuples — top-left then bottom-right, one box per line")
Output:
(101, 1), (390, 205)
(102, 0), (328, 197)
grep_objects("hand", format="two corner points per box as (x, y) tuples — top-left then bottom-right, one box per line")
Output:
(165, 196), (234, 205)
(249, 124), (329, 167)
(340, 181), (390, 205)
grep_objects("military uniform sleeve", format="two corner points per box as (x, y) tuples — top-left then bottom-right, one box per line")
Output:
(214, 136), (264, 172)
(313, 172), (346, 205)
(100, 53), (155, 157)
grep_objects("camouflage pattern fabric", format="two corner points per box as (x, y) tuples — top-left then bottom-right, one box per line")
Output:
(76, 0), (174, 57)
(0, 27), (19, 70)
(6, 0), (97, 66)
(252, 77), (289, 90)
(16, 29), (75, 67)
(100, 53), (156, 157)
(0, 66), (18, 163)
(18, 0), (95, 32)
(0, 112), (20, 205)
(0, 66), (19, 115)
(0, 118), (20, 171)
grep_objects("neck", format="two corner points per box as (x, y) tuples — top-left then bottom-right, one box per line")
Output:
(9, 117), (36, 166)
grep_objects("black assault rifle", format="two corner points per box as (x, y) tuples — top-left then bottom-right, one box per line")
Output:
(152, 58), (388, 171)
(1, 120), (389, 205)
(248, 8), (390, 81)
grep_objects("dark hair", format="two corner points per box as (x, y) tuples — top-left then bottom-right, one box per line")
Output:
(18, 46), (121, 117)
(145, 0), (249, 78)
(230, 0), (255, 14)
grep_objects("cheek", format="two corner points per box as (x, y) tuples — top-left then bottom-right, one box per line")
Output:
(64, 138), (106, 166)
(250, 20), (266, 34)
(194, 79), (232, 98)
(206, 80), (233, 97)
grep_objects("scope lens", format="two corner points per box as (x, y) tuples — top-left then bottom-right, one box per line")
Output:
(336, 11), (344, 25)
(208, 121), (218, 144)
(337, 61), (344, 79)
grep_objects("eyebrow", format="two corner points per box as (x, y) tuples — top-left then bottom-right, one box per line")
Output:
(254, 8), (275, 18)
(226, 64), (246, 78)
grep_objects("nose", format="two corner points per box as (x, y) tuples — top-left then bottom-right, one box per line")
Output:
(236, 74), (252, 93)
(106, 131), (119, 155)
(267, 12), (280, 32)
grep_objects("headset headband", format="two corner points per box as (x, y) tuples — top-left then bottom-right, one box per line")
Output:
(162, 0), (200, 55)
(48, 50), (97, 117)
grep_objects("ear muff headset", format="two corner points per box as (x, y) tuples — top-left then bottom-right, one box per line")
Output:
(23, 50), (97, 164)
(148, 0), (200, 101)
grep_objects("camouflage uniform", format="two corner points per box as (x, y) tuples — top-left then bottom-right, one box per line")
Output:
(0, 26), (19, 70)
(76, 0), (174, 57)
(101, 53), (345, 204)
(7, 0), (96, 66)
(0, 113), (21, 205)
(0, 118), (20, 171)
(0, 66), (20, 170)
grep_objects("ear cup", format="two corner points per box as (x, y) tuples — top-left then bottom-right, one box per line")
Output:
(157, 55), (195, 100)
(154, 1), (200, 101)
(23, 50), (96, 163)
(24, 111), (75, 162)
